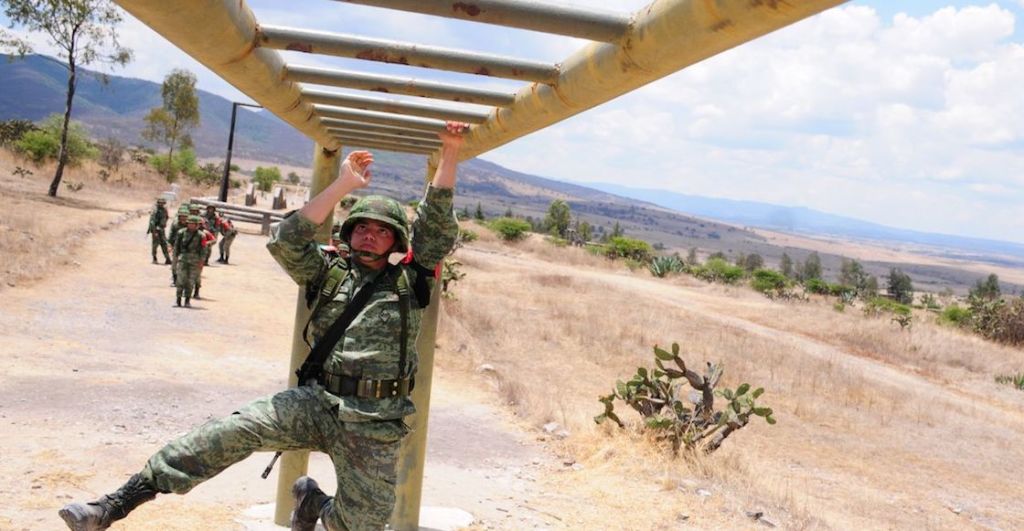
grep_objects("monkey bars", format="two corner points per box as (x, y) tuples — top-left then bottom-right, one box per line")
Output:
(112, 0), (848, 528)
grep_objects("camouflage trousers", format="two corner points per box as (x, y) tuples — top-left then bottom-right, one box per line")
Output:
(175, 257), (201, 299)
(140, 386), (406, 531)
(151, 230), (170, 260)
(218, 233), (236, 260)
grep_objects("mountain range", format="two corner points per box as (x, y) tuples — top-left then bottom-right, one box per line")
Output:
(2, 54), (1020, 291)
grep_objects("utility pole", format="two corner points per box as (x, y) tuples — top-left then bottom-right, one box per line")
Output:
(219, 101), (263, 202)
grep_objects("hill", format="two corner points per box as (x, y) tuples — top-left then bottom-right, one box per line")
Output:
(3, 54), (1021, 293)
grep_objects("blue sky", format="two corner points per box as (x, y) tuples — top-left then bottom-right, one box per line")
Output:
(5, 1), (1024, 244)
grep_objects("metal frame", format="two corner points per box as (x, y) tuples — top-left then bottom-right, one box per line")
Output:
(112, 0), (850, 528)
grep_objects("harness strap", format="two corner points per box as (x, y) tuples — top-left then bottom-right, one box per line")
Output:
(397, 269), (411, 379)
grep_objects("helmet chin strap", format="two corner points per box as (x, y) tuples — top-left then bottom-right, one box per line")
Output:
(352, 249), (385, 262)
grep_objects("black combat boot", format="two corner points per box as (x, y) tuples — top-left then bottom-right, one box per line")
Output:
(290, 476), (331, 531)
(193, 286), (201, 299)
(176, 296), (181, 307)
(184, 297), (191, 308)
(164, 257), (172, 265)
(151, 256), (157, 264)
(58, 473), (159, 531)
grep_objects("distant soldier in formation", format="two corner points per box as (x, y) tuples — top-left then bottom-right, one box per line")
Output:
(167, 206), (189, 286)
(203, 205), (220, 266)
(172, 215), (207, 307)
(216, 217), (238, 264)
(146, 198), (171, 264)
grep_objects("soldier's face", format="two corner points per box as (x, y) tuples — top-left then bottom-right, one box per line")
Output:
(350, 220), (395, 257)
(187, 222), (198, 231)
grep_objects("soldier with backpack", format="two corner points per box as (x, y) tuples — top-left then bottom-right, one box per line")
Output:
(58, 121), (467, 531)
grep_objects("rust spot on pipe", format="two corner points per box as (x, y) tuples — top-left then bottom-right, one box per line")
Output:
(356, 50), (410, 65)
(709, 18), (734, 32)
(286, 42), (314, 53)
(474, 66), (491, 76)
(452, 2), (481, 16)
(370, 87), (390, 93)
(749, 0), (785, 9)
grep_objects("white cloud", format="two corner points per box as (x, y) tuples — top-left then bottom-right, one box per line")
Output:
(487, 3), (1024, 243)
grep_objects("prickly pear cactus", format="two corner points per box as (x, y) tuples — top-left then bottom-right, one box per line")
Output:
(595, 342), (775, 454)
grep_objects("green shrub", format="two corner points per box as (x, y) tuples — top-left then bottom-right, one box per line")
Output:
(939, 304), (972, 327)
(488, 217), (531, 242)
(750, 268), (788, 294)
(14, 115), (96, 165)
(970, 296), (1024, 346)
(803, 278), (830, 295)
(458, 228), (478, 243)
(649, 255), (685, 278)
(693, 258), (745, 284)
(253, 165), (282, 192)
(0, 119), (38, 146)
(596, 342), (775, 455)
(863, 297), (911, 318)
(605, 236), (653, 261)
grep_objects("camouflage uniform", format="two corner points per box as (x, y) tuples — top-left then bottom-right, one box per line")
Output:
(203, 206), (220, 265)
(167, 207), (189, 285)
(148, 199), (171, 264)
(137, 187), (457, 530)
(217, 218), (238, 263)
(173, 216), (206, 306)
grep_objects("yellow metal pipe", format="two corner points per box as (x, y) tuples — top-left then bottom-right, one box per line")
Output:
(274, 144), (341, 526)
(443, 0), (848, 164)
(391, 160), (441, 530)
(113, 0), (340, 150)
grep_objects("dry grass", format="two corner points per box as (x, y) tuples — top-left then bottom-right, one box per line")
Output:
(438, 234), (1024, 529)
(0, 147), (220, 290)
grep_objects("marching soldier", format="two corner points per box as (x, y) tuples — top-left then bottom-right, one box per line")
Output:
(59, 121), (468, 531)
(171, 215), (206, 308)
(146, 198), (171, 264)
(167, 206), (189, 286)
(216, 218), (238, 264)
(203, 205), (220, 266)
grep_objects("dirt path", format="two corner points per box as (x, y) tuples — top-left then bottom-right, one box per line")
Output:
(0, 217), (559, 530)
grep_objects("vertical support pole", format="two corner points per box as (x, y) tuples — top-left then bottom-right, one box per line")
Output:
(273, 143), (341, 527)
(218, 102), (239, 203)
(391, 160), (441, 530)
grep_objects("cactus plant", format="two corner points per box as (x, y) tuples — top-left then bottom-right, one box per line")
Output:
(649, 255), (685, 278)
(595, 342), (775, 455)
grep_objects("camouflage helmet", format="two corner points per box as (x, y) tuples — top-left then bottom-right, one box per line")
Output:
(177, 206), (189, 217)
(187, 215), (202, 224)
(188, 203), (201, 213)
(156, 197), (166, 204)
(340, 195), (409, 252)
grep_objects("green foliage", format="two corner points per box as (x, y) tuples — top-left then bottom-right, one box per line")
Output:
(919, 293), (941, 310)
(474, 202), (485, 221)
(458, 228), (478, 244)
(801, 252), (822, 280)
(544, 199), (572, 238)
(605, 236), (653, 262)
(740, 253), (764, 272)
(887, 268), (915, 304)
(142, 69), (199, 180)
(440, 258), (465, 299)
(14, 115), (96, 165)
(970, 274), (1001, 301)
(595, 342), (775, 455)
(649, 255), (685, 278)
(252, 165), (282, 192)
(149, 147), (201, 184)
(0, 119), (37, 145)
(686, 247), (699, 266)
(969, 296), (1024, 346)
(863, 297), (912, 318)
(287, 171), (301, 185)
(750, 268), (789, 297)
(188, 162), (221, 186)
(994, 372), (1024, 391)
(488, 217), (531, 242)
(939, 304), (972, 327)
(578, 220), (593, 243)
(779, 252), (793, 278)
(693, 258), (745, 284)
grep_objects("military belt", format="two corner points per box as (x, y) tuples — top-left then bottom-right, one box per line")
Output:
(320, 372), (414, 399)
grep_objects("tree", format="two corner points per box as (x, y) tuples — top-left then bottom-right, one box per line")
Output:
(544, 199), (572, 238)
(839, 258), (870, 295)
(578, 221), (592, 243)
(142, 69), (199, 181)
(686, 247), (699, 266)
(611, 221), (624, 238)
(503, 206), (513, 217)
(970, 274), (1001, 301)
(287, 171), (301, 185)
(802, 252), (822, 280)
(779, 252), (793, 278)
(474, 202), (484, 221)
(887, 268), (914, 305)
(741, 253), (763, 272)
(2, 0), (131, 197)
(252, 165), (281, 192)
(96, 137), (124, 174)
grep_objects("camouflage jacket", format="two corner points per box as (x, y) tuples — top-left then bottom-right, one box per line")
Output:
(267, 186), (458, 421)
(149, 206), (168, 231)
(173, 228), (206, 261)
(203, 213), (220, 235)
(167, 220), (185, 248)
